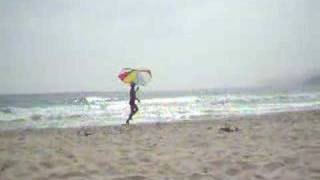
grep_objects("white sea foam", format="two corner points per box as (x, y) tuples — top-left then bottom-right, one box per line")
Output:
(0, 91), (320, 130)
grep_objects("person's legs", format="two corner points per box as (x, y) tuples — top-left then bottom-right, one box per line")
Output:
(133, 104), (139, 115)
(126, 104), (139, 124)
(126, 104), (135, 124)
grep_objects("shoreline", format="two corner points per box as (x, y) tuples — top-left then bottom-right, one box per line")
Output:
(1, 110), (320, 179)
(1, 109), (319, 133)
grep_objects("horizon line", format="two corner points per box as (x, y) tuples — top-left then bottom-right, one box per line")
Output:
(0, 86), (312, 96)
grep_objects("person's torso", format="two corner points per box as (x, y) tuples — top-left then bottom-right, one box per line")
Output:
(129, 88), (136, 104)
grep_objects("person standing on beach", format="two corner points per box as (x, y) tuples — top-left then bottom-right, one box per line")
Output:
(126, 83), (140, 124)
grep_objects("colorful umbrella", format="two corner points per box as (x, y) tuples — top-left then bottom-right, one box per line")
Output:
(118, 68), (152, 86)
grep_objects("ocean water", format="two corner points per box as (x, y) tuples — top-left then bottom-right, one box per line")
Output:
(0, 89), (320, 130)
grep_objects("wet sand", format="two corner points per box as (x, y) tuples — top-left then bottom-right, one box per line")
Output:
(0, 110), (320, 180)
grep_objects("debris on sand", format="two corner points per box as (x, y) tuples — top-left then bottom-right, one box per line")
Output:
(219, 126), (240, 133)
(77, 128), (94, 137)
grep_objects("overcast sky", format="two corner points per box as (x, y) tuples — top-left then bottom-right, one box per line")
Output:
(0, 0), (319, 94)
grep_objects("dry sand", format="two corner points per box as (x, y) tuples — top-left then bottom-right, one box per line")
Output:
(0, 110), (320, 180)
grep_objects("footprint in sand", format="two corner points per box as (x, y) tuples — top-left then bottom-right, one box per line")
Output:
(225, 168), (240, 176)
(209, 160), (227, 170)
(238, 161), (258, 171)
(311, 175), (320, 180)
(309, 167), (320, 174)
(262, 162), (285, 173)
(112, 175), (147, 180)
(187, 173), (215, 180)
(49, 171), (88, 179)
(253, 174), (266, 180)
(281, 156), (299, 165)
(0, 160), (15, 172)
(28, 164), (39, 172)
(39, 161), (54, 169)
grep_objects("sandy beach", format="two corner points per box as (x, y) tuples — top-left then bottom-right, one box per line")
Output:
(0, 110), (320, 180)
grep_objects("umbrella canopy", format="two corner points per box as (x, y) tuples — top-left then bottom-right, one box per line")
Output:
(118, 68), (152, 86)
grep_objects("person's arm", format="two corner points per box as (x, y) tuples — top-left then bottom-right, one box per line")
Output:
(135, 87), (140, 103)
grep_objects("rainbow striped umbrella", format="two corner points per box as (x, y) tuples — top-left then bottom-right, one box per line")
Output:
(118, 68), (152, 86)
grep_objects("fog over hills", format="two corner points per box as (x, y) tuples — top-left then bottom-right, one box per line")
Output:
(302, 74), (320, 87)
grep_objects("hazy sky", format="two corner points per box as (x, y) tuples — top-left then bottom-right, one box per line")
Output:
(0, 0), (319, 94)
